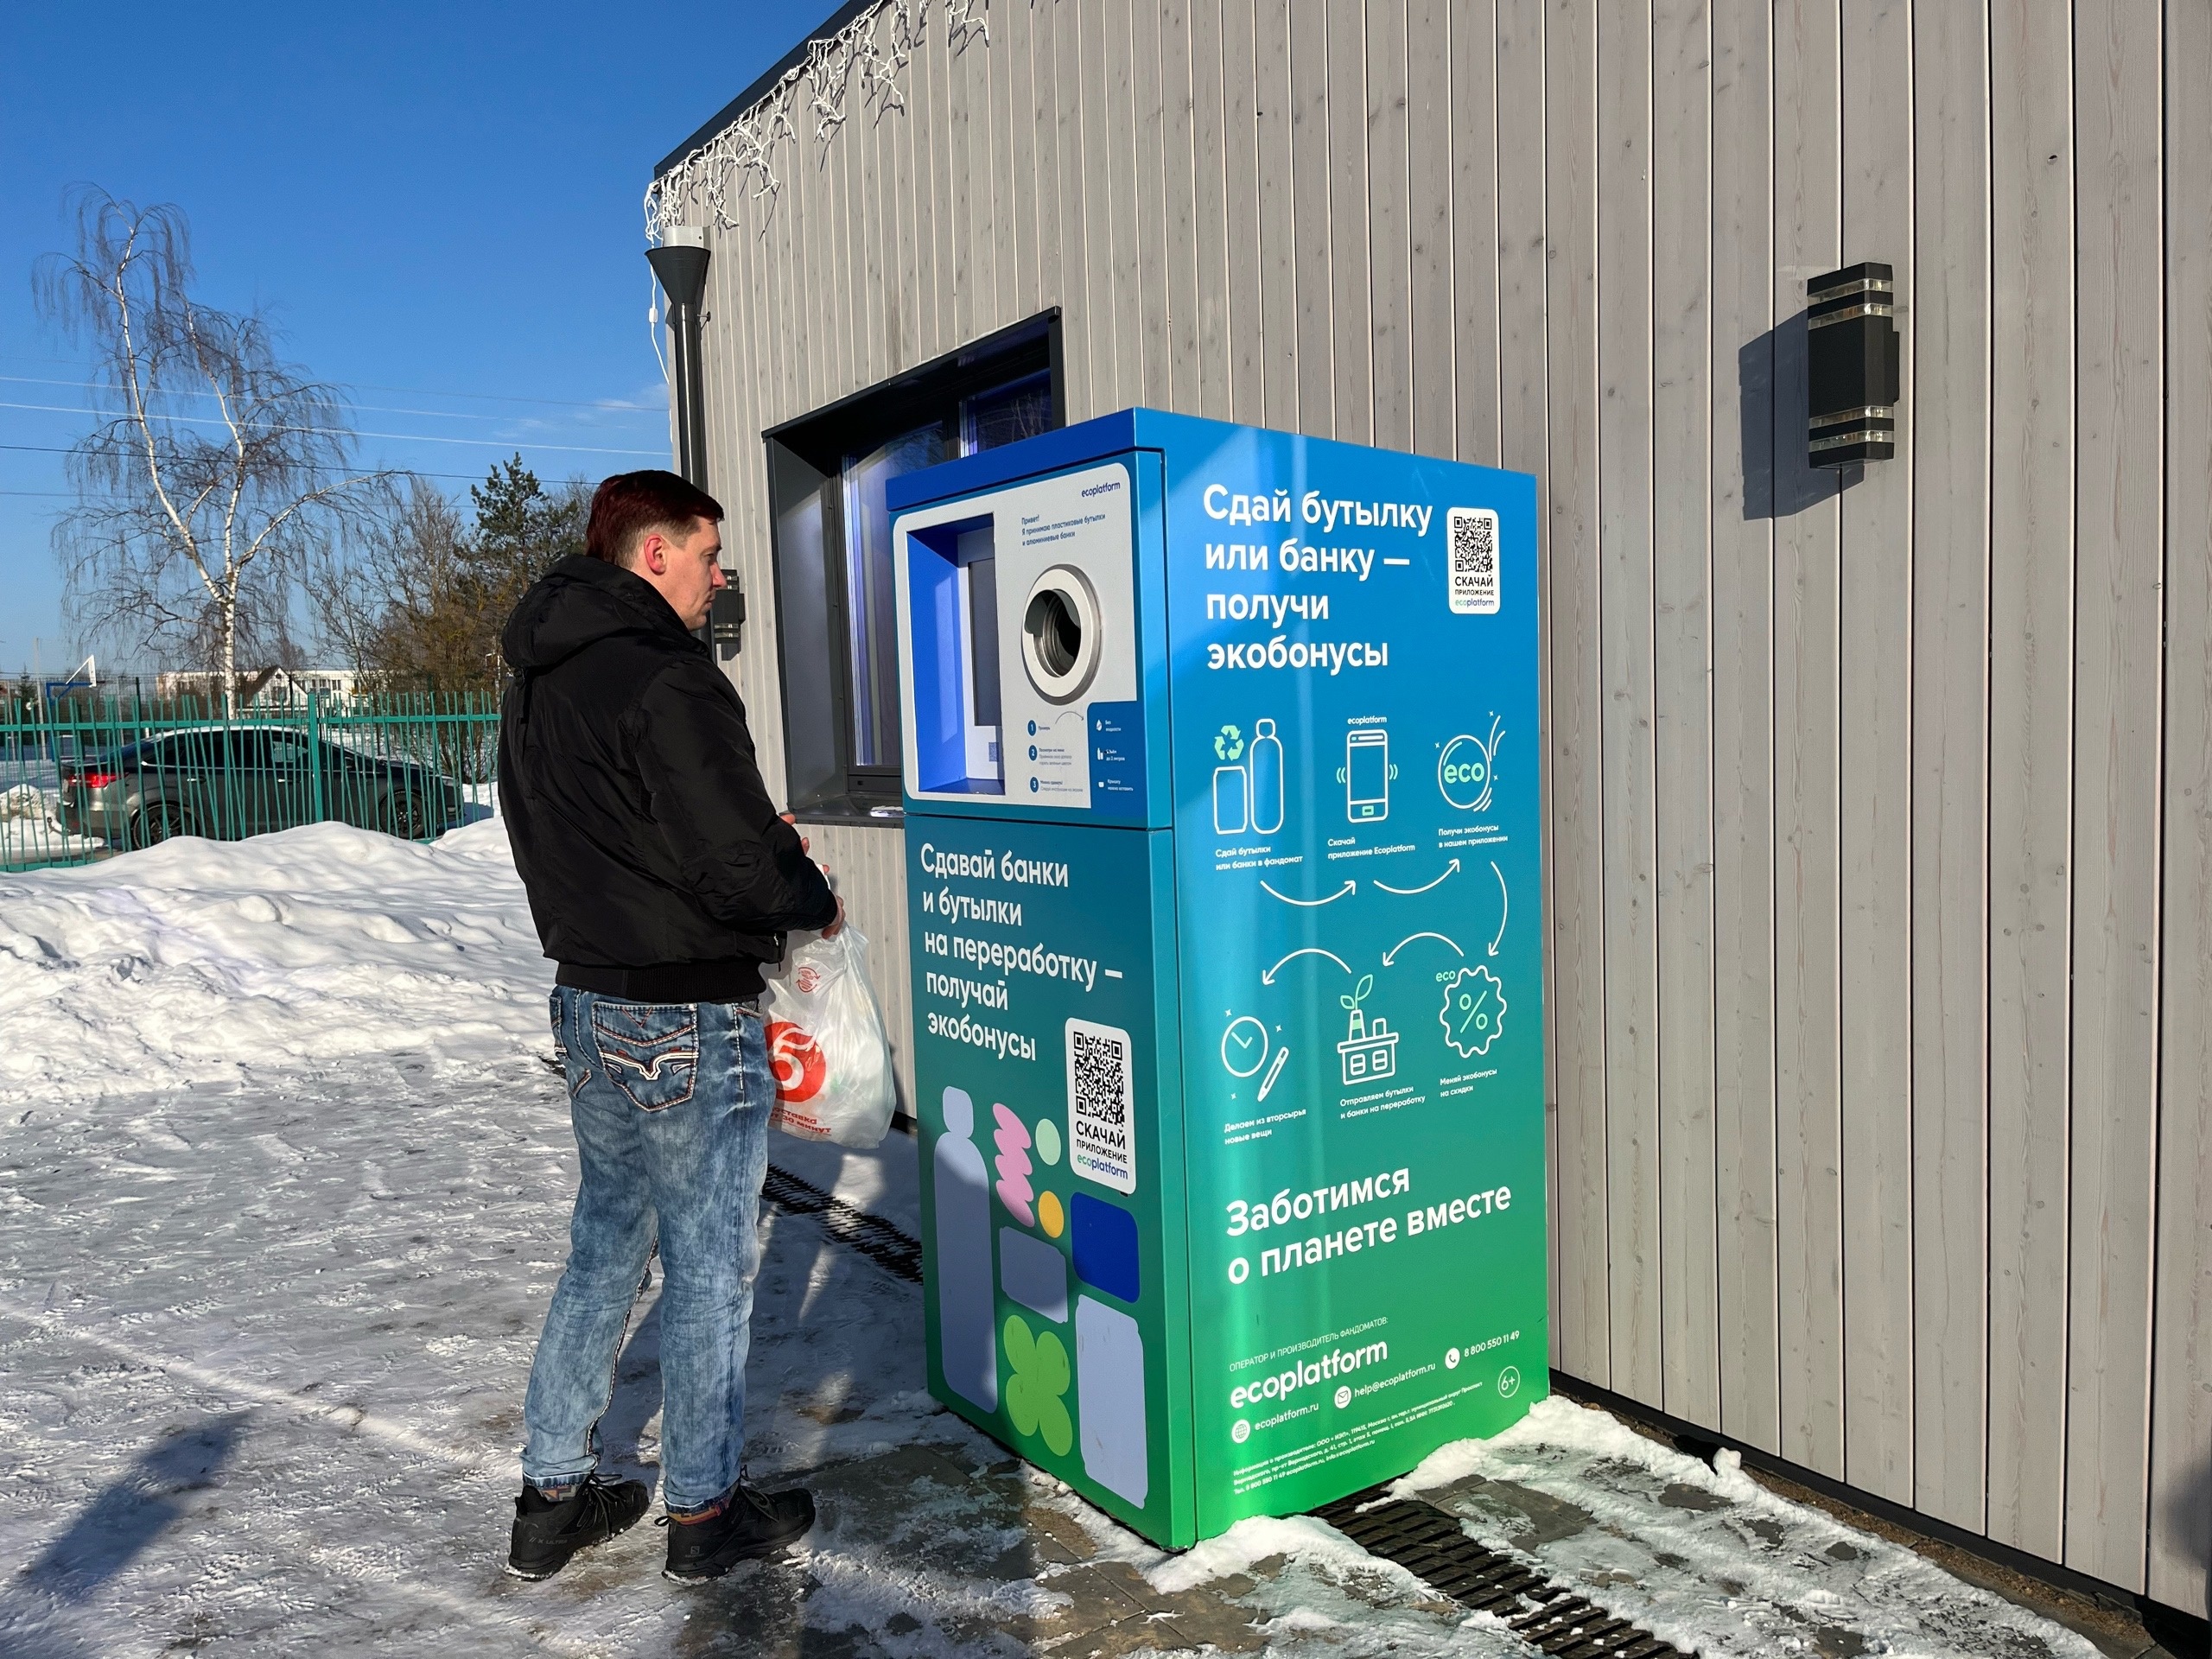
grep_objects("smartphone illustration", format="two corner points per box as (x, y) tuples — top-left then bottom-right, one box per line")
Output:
(1346, 729), (1390, 821)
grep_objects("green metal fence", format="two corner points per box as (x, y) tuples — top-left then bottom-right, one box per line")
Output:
(0, 691), (502, 874)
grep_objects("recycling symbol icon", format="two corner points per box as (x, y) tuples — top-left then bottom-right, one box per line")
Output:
(1213, 723), (1245, 762)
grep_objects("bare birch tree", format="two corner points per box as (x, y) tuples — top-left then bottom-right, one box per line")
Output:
(35, 189), (385, 714)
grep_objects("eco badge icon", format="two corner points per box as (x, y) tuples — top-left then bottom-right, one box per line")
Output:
(1002, 1313), (1074, 1455)
(1213, 723), (1244, 761)
(1439, 965), (1506, 1058)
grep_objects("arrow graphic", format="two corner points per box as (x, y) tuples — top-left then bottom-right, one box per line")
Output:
(1382, 931), (1465, 967)
(1261, 879), (1356, 907)
(1261, 947), (1353, 985)
(1374, 858), (1461, 896)
(1488, 861), (1508, 956)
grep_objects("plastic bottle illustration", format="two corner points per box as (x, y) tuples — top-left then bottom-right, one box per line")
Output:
(933, 1087), (998, 1410)
(1248, 717), (1283, 834)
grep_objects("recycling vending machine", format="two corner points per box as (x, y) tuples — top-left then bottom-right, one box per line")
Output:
(890, 410), (1545, 1548)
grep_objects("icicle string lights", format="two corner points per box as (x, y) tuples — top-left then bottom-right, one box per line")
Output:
(645, 0), (990, 243)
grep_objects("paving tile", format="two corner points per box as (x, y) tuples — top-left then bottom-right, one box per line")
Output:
(1023, 1500), (1105, 1565)
(1141, 1599), (1270, 1654)
(1032, 1564), (1155, 1637)
(1035, 1609), (1200, 1658)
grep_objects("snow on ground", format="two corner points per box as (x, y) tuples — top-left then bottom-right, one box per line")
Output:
(0, 819), (543, 1101)
(0, 784), (104, 869)
(0, 822), (2107, 1656)
(1389, 1401), (2102, 1659)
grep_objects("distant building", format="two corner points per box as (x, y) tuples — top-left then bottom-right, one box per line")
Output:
(154, 669), (359, 707)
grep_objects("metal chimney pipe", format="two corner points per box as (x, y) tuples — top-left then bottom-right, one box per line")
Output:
(646, 228), (712, 487)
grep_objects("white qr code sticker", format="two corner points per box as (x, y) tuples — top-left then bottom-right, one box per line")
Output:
(1065, 1017), (1136, 1195)
(1447, 507), (1500, 614)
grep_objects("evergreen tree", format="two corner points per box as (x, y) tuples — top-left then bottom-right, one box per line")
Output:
(327, 457), (590, 696)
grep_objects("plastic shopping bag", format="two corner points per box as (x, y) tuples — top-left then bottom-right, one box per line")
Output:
(760, 923), (897, 1148)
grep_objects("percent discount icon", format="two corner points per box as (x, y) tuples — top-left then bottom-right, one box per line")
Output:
(1438, 965), (1507, 1059)
(766, 1020), (827, 1103)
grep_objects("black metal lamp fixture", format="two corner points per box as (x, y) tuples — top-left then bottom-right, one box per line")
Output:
(1806, 263), (1899, 466)
(646, 228), (747, 655)
(645, 228), (712, 489)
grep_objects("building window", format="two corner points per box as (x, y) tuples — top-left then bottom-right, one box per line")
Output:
(767, 315), (1059, 817)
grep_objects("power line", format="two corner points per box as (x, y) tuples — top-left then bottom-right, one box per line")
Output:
(0, 373), (664, 427)
(0, 401), (662, 457)
(0, 442), (601, 485)
(0, 355), (664, 416)
(348, 378), (667, 412)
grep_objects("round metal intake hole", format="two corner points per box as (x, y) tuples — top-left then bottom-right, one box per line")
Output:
(1025, 588), (1083, 678)
(1019, 566), (1101, 702)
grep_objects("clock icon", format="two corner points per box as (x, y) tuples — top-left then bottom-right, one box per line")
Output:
(1220, 1015), (1268, 1078)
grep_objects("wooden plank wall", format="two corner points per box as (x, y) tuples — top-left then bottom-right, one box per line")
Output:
(679, 0), (2207, 1613)
(2154, 0), (2211, 1618)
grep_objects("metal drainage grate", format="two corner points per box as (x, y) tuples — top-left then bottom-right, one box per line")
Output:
(761, 1164), (925, 1284)
(1313, 1490), (1687, 1659)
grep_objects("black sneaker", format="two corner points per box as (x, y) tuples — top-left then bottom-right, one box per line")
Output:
(505, 1473), (652, 1580)
(660, 1484), (816, 1582)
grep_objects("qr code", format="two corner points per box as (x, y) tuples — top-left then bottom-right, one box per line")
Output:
(1448, 507), (1500, 614)
(1073, 1030), (1127, 1118)
(1065, 1018), (1136, 1194)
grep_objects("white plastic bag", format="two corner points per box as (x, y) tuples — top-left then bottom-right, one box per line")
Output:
(759, 923), (897, 1148)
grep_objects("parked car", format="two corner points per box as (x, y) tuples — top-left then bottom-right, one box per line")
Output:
(57, 728), (468, 849)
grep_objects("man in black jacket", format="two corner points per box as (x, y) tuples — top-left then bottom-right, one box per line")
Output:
(496, 469), (841, 1585)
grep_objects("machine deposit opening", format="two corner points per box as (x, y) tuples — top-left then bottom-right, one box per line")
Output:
(1020, 567), (1101, 703)
(1027, 588), (1081, 677)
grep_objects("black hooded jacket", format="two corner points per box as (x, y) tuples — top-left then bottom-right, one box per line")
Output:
(498, 555), (836, 1001)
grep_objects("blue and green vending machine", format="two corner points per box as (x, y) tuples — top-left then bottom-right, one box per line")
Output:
(890, 410), (1545, 1548)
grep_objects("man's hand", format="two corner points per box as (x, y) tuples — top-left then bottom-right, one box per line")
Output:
(784, 810), (842, 937)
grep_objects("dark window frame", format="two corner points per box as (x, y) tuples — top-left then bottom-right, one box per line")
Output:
(765, 310), (1063, 822)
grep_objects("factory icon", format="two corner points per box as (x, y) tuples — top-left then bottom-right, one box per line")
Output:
(1335, 975), (1398, 1085)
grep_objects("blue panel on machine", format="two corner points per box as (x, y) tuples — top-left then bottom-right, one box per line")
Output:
(1070, 1192), (1141, 1304)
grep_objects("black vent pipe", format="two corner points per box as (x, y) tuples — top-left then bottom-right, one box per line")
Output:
(645, 235), (711, 487)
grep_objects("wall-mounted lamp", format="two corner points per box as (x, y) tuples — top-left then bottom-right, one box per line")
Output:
(1807, 263), (1898, 467)
(645, 226), (712, 488)
(710, 584), (747, 662)
(648, 228), (742, 650)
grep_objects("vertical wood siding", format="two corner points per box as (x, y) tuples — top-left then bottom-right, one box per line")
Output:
(1907, 0), (1993, 1536)
(2152, 0), (2210, 1617)
(681, 0), (2205, 1612)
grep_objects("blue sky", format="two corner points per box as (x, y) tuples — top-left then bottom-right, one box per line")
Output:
(0, 0), (825, 677)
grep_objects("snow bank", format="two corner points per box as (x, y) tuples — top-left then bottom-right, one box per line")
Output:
(0, 820), (550, 1106)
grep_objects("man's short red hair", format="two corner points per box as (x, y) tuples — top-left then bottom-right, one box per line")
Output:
(585, 470), (724, 567)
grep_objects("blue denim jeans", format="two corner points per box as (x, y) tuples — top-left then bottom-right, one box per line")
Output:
(523, 988), (772, 1517)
